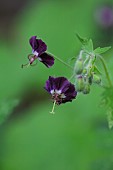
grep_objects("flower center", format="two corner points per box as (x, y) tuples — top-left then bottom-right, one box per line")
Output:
(28, 55), (37, 64)
(21, 55), (38, 68)
(32, 50), (39, 56)
(51, 91), (66, 105)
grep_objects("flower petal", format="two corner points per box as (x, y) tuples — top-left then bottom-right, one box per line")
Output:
(62, 83), (77, 103)
(38, 53), (54, 67)
(36, 39), (47, 55)
(54, 77), (70, 92)
(29, 36), (38, 51)
(44, 76), (56, 93)
(29, 36), (47, 55)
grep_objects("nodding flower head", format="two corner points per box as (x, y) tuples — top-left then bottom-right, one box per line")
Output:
(22, 36), (54, 68)
(44, 76), (77, 114)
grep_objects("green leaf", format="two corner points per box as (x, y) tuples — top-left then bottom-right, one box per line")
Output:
(83, 39), (93, 52)
(76, 33), (89, 45)
(94, 46), (111, 55)
(76, 34), (93, 52)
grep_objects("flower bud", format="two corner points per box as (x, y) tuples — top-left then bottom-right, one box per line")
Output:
(93, 74), (101, 84)
(83, 82), (90, 94)
(88, 75), (93, 85)
(76, 75), (85, 92)
(82, 68), (87, 74)
(74, 59), (83, 75)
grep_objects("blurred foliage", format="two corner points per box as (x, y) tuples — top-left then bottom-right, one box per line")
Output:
(0, 0), (113, 170)
(0, 99), (19, 125)
(101, 87), (113, 129)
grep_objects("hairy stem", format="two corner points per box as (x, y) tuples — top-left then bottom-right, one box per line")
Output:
(50, 53), (73, 70)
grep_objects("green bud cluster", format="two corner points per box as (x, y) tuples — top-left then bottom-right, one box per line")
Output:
(92, 74), (101, 84)
(76, 75), (84, 92)
(75, 75), (91, 94)
(74, 58), (83, 74)
(74, 51), (101, 94)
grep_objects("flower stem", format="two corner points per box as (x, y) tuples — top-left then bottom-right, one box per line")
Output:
(98, 55), (112, 87)
(50, 53), (73, 70)
(69, 73), (76, 81)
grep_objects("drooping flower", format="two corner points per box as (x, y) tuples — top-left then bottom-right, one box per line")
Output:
(45, 76), (77, 109)
(22, 36), (54, 68)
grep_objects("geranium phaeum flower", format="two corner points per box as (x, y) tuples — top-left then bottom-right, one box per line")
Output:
(45, 76), (77, 106)
(22, 36), (54, 68)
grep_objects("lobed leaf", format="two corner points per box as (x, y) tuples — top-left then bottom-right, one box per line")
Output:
(76, 34), (93, 52)
(94, 46), (111, 55)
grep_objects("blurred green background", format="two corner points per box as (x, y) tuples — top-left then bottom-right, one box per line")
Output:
(0, 0), (113, 170)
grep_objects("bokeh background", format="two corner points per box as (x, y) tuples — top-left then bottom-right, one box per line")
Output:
(0, 0), (113, 169)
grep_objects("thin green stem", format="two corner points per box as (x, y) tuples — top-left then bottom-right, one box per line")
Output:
(49, 53), (73, 70)
(69, 73), (76, 81)
(98, 55), (112, 87)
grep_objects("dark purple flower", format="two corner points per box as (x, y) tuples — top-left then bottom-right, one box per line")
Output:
(45, 76), (77, 105)
(22, 36), (54, 68)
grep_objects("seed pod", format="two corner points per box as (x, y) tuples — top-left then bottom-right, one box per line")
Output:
(76, 75), (85, 92)
(83, 82), (90, 94)
(74, 59), (83, 75)
(93, 74), (101, 84)
(82, 68), (87, 75)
